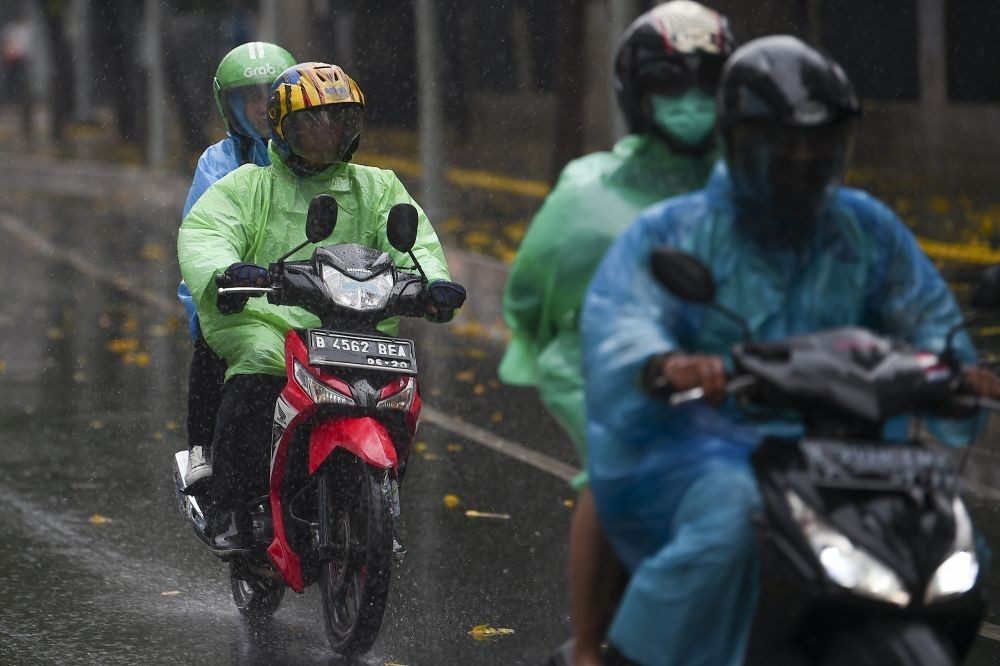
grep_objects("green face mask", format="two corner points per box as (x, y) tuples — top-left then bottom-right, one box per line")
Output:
(650, 91), (717, 147)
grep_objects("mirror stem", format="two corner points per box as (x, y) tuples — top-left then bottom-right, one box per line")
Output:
(712, 303), (753, 342)
(275, 239), (312, 266)
(409, 251), (428, 282)
(942, 315), (981, 369)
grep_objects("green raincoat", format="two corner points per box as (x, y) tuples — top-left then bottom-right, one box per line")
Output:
(499, 134), (715, 488)
(179, 144), (451, 381)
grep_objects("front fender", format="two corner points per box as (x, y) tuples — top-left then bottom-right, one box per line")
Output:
(309, 416), (398, 475)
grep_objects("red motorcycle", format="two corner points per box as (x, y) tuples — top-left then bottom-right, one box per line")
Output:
(174, 195), (464, 656)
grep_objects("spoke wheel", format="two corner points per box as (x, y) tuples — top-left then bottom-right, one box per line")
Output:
(319, 461), (393, 657)
(230, 563), (285, 620)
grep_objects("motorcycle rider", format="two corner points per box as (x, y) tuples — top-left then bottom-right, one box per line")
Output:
(179, 42), (297, 490)
(497, 3), (735, 662)
(581, 36), (1000, 664)
(178, 62), (460, 554)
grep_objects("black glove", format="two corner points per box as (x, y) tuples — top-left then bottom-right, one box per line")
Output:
(216, 262), (268, 315)
(425, 280), (467, 322)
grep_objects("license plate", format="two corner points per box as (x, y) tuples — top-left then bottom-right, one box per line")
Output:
(308, 330), (418, 374)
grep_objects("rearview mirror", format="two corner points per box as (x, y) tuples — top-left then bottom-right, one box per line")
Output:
(971, 264), (1000, 309)
(387, 203), (419, 253)
(306, 194), (338, 244)
(650, 247), (716, 304)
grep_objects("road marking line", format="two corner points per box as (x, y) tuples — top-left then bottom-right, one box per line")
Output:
(421, 406), (579, 483)
(0, 212), (177, 312)
(6, 208), (1000, 644)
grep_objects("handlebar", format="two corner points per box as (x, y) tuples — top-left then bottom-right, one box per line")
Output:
(667, 376), (758, 406)
(217, 287), (276, 295)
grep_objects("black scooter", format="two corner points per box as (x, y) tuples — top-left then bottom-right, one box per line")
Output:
(647, 247), (998, 665)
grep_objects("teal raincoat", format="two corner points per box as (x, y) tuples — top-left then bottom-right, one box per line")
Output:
(581, 164), (975, 665)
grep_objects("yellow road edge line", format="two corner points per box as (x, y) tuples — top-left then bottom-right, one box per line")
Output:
(361, 151), (1000, 265)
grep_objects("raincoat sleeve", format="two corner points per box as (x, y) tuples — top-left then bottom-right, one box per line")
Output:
(177, 169), (254, 319)
(581, 204), (693, 444)
(372, 172), (451, 283)
(499, 188), (568, 385)
(859, 194), (977, 445)
(178, 140), (244, 340)
(863, 195), (975, 363)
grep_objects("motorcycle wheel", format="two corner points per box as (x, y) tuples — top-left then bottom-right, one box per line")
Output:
(230, 564), (285, 620)
(318, 461), (393, 657)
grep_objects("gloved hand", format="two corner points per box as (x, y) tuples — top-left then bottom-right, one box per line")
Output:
(216, 262), (268, 315)
(425, 280), (467, 323)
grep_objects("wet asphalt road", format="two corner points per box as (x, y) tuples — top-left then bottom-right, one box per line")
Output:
(0, 190), (577, 665)
(3, 184), (1000, 664)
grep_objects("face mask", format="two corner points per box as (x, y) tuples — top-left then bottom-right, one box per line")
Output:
(650, 91), (717, 147)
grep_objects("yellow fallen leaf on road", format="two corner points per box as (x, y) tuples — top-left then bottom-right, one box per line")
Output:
(422, 452), (440, 461)
(563, 499), (575, 509)
(473, 384), (486, 395)
(107, 338), (139, 354)
(414, 441), (428, 454)
(89, 514), (112, 525)
(165, 421), (178, 431)
(490, 412), (503, 423)
(47, 327), (64, 340)
(446, 443), (462, 453)
(140, 243), (166, 261)
(0, 360), (6, 374)
(468, 624), (515, 641)
(443, 494), (461, 509)
(465, 510), (511, 520)
(454, 370), (475, 383)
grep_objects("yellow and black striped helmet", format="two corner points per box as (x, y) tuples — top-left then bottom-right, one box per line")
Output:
(267, 62), (365, 164)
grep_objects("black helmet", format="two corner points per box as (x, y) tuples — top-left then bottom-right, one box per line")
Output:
(718, 35), (860, 130)
(613, 1), (736, 136)
(719, 36), (862, 247)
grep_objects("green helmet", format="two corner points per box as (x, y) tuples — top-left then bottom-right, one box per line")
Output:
(213, 42), (296, 139)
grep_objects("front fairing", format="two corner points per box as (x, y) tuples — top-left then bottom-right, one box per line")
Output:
(268, 243), (426, 330)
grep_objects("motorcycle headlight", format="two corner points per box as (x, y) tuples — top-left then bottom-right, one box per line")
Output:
(925, 497), (979, 603)
(321, 265), (393, 311)
(377, 375), (416, 411)
(293, 360), (355, 406)
(786, 490), (911, 607)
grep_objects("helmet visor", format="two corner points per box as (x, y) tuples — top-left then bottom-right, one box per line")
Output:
(282, 105), (364, 165)
(220, 83), (272, 139)
(638, 54), (725, 97)
(728, 122), (854, 243)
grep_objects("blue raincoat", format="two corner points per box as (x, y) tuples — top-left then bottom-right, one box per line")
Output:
(581, 164), (975, 665)
(178, 133), (270, 340)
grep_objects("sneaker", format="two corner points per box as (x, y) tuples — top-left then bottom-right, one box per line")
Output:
(184, 445), (212, 489)
(210, 508), (251, 555)
(392, 537), (407, 562)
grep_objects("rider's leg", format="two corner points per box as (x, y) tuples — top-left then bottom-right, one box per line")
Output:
(568, 487), (626, 666)
(607, 466), (761, 666)
(185, 333), (227, 487)
(207, 373), (285, 552)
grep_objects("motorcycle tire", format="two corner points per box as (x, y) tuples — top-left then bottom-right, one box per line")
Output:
(318, 460), (393, 658)
(230, 564), (285, 620)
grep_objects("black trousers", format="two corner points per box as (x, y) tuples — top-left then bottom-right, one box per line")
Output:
(187, 334), (227, 452)
(207, 374), (285, 512)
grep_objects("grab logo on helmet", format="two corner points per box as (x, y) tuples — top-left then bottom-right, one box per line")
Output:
(244, 64), (277, 78)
